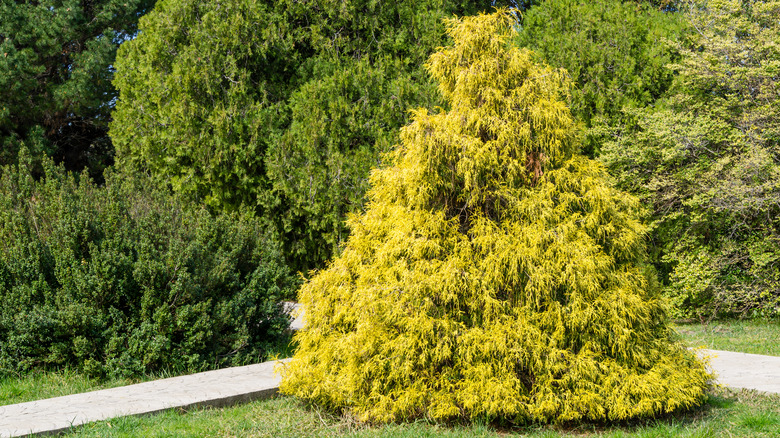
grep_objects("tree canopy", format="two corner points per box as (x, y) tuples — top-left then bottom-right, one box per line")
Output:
(280, 11), (708, 424)
(0, 0), (155, 179)
(601, 0), (780, 317)
(110, 0), (515, 272)
(516, 0), (684, 156)
(112, 0), (291, 210)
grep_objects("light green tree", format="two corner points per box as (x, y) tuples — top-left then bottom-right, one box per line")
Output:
(280, 11), (709, 424)
(601, 0), (780, 317)
(110, 0), (293, 212)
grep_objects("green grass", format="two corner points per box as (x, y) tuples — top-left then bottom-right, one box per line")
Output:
(672, 318), (780, 356)
(0, 369), (139, 406)
(63, 389), (780, 437)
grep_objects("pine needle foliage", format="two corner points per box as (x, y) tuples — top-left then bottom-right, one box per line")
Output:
(280, 11), (709, 425)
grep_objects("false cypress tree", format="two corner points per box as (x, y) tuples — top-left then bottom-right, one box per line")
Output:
(280, 11), (709, 424)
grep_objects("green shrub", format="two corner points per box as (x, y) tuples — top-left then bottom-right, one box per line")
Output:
(280, 11), (709, 425)
(0, 150), (296, 378)
(600, 0), (780, 319)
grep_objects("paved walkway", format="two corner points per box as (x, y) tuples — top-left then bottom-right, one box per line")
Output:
(1, 304), (777, 437)
(0, 359), (291, 437)
(698, 349), (780, 394)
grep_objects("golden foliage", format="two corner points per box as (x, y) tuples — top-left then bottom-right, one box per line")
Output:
(280, 10), (709, 424)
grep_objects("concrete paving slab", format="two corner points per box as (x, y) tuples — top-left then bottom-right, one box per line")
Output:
(283, 301), (305, 331)
(697, 349), (780, 394)
(0, 359), (290, 438)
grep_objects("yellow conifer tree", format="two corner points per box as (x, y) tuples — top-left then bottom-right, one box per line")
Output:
(280, 10), (709, 424)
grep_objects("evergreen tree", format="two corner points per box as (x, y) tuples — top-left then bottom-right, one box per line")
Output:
(280, 11), (709, 424)
(111, 0), (294, 212)
(0, 0), (155, 179)
(516, 0), (683, 156)
(601, 0), (780, 317)
(110, 0), (513, 272)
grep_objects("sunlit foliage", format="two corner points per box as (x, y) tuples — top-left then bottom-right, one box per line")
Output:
(601, 0), (780, 318)
(280, 11), (709, 424)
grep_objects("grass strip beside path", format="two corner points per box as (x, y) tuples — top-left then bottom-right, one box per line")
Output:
(0, 369), (142, 406)
(67, 389), (780, 438)
(673, 319), (780, 357)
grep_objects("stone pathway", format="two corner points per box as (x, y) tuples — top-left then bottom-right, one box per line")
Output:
(698, 349), (780, 394)
(287, 302), (305, 331)
(0, 359), (291, 437)
(1, 304), (777, 437)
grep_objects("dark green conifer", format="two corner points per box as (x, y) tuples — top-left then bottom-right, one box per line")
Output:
(0, 0), (155, 179)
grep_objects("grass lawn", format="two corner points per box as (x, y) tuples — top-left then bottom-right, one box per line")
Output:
(0, 369), (141, 406)
(672, 318), (780, 357)
(4, 319), (779, 437)
(65, 389), (780, 437)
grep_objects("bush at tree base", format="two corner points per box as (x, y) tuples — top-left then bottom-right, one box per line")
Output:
(280, 11), (709, 424)
(0, 150), (296, 378)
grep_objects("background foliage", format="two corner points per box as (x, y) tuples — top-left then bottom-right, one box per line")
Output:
(110, 0), (517, 272)
(0, 150), (295, 378)
(0, 0), (156, 180)
(601, 0), (780, 318)
(515, 0), (685, 156)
